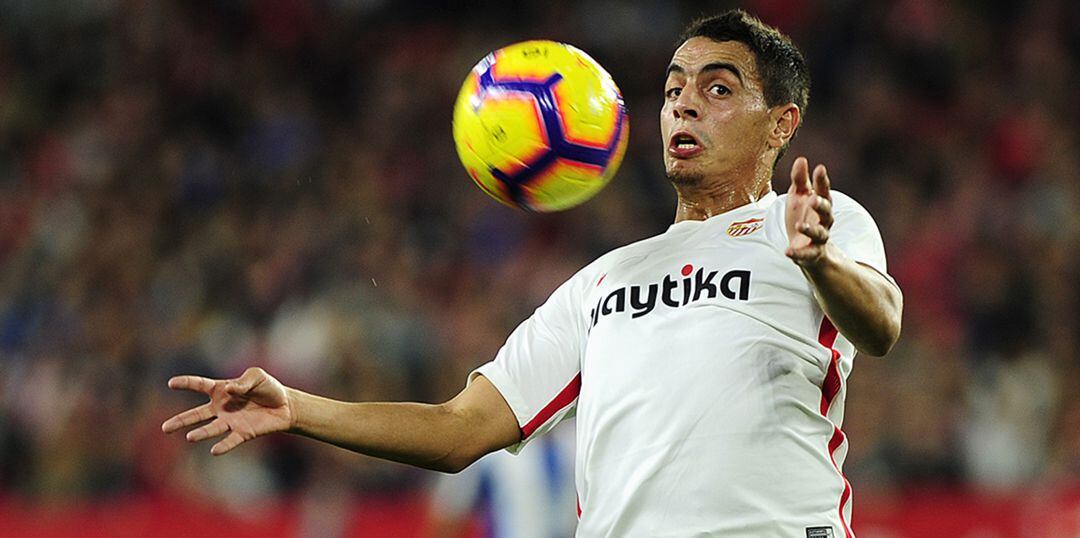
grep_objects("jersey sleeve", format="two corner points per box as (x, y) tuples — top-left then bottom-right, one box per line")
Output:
(828, 191), (897, 287)
(468, 272), (588, 454)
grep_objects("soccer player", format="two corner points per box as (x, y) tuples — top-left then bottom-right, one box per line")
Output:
(163, 9), (902, 537)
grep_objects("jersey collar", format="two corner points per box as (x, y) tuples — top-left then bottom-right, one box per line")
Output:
(667, 190), (777, 232)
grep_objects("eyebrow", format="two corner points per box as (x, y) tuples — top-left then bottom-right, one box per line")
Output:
(666, 62), (744, 86)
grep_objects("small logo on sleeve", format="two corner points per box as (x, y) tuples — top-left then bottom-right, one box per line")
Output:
(806, 527), (834, 538)
(727, 217), (764, 237)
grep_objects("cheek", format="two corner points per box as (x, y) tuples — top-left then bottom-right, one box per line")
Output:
(712, 108), (766, 146)
(659, 104), (673, 131)
(698, 108), (740, 147)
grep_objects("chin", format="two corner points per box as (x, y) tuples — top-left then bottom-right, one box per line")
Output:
(666, 163), (705, 186)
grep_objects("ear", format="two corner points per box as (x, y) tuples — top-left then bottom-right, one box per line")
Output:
(767, 103), (800, 149)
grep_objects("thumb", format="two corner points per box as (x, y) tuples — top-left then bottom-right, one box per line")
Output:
(226, 367), (265, 395)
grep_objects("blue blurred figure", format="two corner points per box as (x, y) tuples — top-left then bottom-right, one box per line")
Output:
(424, 423), (576, 538)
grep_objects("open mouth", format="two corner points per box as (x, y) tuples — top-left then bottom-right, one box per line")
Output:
(668, 131), (703, 158)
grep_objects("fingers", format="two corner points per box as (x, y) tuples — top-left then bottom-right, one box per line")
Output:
(211, 431), (247, 456)
(168, 375), (218, 395)
(812, 164), (831, 200)
(798, 222), (830, 244)
(791, 159), (833, 230)
(226, 367), (265, 396)
(814, 196), (833, 228)
(789, 156), (811, 194)
(162, 403), (214, 433)
(786, 217), (830, 265)
(186, 418), (230, 443)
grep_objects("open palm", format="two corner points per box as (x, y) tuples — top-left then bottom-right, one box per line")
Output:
(162, 367), (293, 455)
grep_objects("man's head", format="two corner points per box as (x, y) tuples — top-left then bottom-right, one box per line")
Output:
(662, 9), (810, 189)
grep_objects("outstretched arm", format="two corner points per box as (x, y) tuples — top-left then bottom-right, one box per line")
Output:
(162, 367), (521, 473)
(785, 157), (903, 356)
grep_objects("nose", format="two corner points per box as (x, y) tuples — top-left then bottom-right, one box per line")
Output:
(672, 92), (699, 120)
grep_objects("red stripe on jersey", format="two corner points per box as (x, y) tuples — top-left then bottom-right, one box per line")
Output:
(820, 348), (843, 415)
(818, 316), (839, 347)
(829, 426), (854, 538)
(818, 316), (842, 415)
(576, 496), (582, 518)
(818, 316), (854, 538)
(521, 373), (582, 439)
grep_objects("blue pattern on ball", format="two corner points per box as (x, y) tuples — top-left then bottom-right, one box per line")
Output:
(476, 68), (626, 210)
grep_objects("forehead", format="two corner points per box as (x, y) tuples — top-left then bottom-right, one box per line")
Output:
(668, 37), (760, 84)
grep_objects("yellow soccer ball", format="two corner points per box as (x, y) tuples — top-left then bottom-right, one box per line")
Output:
(453, 40), (629, 212)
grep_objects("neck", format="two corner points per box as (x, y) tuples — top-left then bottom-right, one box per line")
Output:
(673, 177), (771, 222)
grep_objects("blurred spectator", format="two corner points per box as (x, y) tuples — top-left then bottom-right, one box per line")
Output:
(423, 424), (576, 538)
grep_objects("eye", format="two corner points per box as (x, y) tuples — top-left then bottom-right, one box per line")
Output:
(665, 87), (682, 99)
(709, 84), (730, 96)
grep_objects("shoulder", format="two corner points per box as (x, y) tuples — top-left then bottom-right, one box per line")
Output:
(773, 189), (866, 210)
(589, 229), (674, 271)
(828, 190), (873, 216)
(828, 191), (883, 234)
(767, 189), (881, 246)
(557, 229), (674, 291)
(772, 189), (875, 220)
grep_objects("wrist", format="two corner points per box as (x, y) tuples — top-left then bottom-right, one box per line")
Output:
(798, 243), (841, 276)
(285, 387), (306, 434)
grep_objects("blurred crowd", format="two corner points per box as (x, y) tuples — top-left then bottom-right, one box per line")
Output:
(0, 0), (1077, 521)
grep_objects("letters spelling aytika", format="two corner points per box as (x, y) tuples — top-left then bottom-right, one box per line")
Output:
(588, 267), (751, 330)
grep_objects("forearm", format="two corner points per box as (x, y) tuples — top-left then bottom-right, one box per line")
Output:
(287, 390), (482, 473)
(801, 244), (903, 356)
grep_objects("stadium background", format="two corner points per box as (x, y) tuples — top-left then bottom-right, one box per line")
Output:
(0, 0), (1077, 536)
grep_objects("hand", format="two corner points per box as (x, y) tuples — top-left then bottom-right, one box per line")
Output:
(162, 367), (294, 455)
(785, 156), (833, 267)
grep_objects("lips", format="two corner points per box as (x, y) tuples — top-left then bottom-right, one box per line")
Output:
(668, 131), (703, 159)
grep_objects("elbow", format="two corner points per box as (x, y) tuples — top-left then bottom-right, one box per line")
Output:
(430, 460), (466, 474)
(432, 452), (480, 474)
(426, 403), (490, 474)
(862, 321), (901, 357)
(864, 303), (903, 357)
(865, 283), (904, 357)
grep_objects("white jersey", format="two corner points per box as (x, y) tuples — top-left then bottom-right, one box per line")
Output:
(470, 190), (895, 537)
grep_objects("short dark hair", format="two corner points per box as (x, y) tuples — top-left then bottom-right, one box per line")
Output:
(679, 10), (810, 158)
